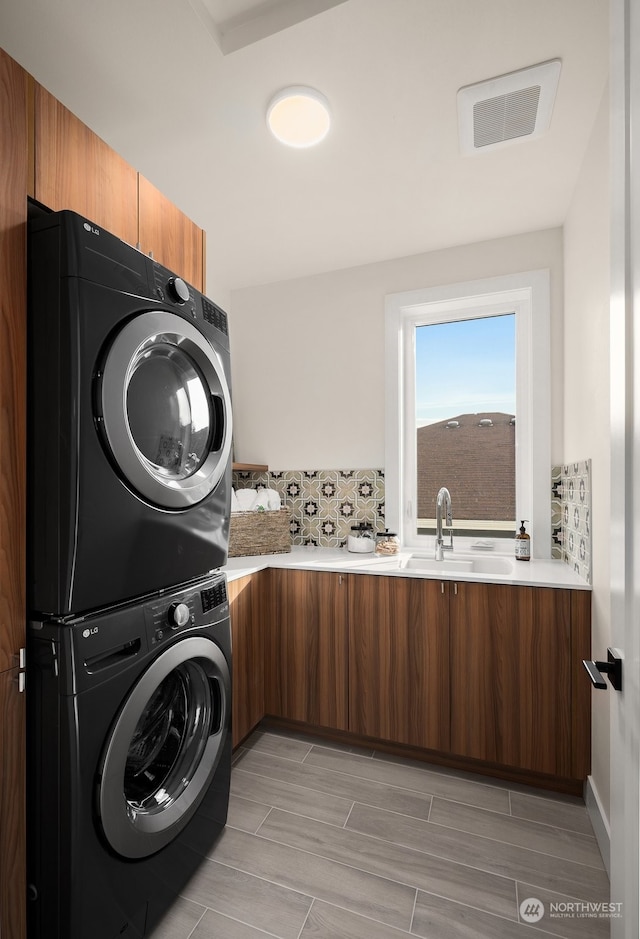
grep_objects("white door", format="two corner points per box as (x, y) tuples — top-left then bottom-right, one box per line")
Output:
(610, 1), (640, 935)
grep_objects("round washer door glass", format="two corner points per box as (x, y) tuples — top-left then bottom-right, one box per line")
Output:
(98, 636), (230, 859)
(99, 311), (232, 509)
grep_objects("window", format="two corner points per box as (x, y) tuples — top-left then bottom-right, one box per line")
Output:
(415, 312), (516, 538)
(384, 271), (551, 556)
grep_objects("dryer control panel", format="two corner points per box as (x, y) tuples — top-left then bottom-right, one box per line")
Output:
(150, 259), (229, 343)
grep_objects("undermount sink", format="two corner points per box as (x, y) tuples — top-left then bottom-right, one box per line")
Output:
(354, 554), (514, 576)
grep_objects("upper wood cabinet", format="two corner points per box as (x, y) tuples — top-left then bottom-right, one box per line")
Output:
(138, 174), (204, 290)
(33, 86), (204, 289)
(0, 46), (28, 939)
(264, 569), (349, 731)
(449, 582), (576, 777)
(229, 574), (264, 748)
(34, 84), (138, 246)
(349, 575), (450, 751)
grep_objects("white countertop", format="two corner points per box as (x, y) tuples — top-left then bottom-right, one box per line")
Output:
(224, 545), (591, 590)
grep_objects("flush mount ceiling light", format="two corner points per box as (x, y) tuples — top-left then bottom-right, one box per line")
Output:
(267, 86), (331, 148)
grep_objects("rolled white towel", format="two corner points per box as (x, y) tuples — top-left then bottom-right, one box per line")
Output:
(235, 489), (257, 512)
(231, 488), (240, 512)
(253, 488), (282, 511)
(266, 488), (282, 511)
(253, 488), (271, 511)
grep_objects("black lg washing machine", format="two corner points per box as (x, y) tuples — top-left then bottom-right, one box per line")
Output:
(27, 571), (232, 939)
(27, 209), (233, 617)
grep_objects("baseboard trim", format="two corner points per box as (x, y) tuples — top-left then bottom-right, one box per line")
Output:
(585, 774), (611, 876)
(258, 716), (585, 796)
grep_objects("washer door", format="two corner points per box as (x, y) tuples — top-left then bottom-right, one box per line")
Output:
(98, 636), (230, 859)
(98, 311), (232, 509)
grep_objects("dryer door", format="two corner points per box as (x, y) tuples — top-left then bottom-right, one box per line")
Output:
(98, 311), (232, 509)
(98, 636), (230, 859)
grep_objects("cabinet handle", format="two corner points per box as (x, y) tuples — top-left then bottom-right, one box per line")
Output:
(453, 583), (458, 596)
(583, 649), (622, 691)
(12, 647), (26, 694)
(339, 575), (343, 586)
(12, 648), (26, 670)
(441, 582), (445, 594)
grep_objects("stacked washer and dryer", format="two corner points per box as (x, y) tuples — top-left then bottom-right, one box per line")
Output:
(26, 210), (234, 939)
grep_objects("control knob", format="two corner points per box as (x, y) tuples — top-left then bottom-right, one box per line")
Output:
(167, 276), (190, 304)
(168, 602), (190, 628)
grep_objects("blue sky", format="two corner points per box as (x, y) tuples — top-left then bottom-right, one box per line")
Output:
(415, 313), (516, 426)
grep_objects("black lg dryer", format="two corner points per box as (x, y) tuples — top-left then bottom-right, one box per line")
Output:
(28, 210), (233, 617)
(27, 571), (232, 939)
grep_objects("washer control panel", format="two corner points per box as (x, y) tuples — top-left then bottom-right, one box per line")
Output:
(144, 573), (228, 646)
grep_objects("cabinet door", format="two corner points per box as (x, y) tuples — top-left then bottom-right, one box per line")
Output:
(0, 667), (26, 939)
(450, 582), (572, 777)
(34, 84), (138, 244)
(229, 574), (264, 748)
(264, 569), (348, 731)
(0, 50), (28, 939)
(349, 576), (450, 751)
(138, 174), (204, 290)
(570, 589), (592, 780)
(0, 49), (27, 672)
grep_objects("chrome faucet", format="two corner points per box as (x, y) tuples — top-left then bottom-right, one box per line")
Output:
(435, 487), (453, 560)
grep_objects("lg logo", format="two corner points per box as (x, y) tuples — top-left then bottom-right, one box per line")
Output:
(82, 627), (99, 639)
(83, 221), (100, 236)
(519, 897), (545, 923)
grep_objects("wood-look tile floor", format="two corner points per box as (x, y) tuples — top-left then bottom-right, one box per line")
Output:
(150, 725), (609, 939)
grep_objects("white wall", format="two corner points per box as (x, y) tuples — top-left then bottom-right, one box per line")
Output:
(563, 87), (611, 821)
(229, 228), (564, 469)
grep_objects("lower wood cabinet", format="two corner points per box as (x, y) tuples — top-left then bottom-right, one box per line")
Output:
(0, 667), (26, 939)
(228, 574), (265, 748)
(449, 582), (579, 777)
(348, 575), (450, 751)
(264, 569), (349, 731)
(232, 567), (591, 786)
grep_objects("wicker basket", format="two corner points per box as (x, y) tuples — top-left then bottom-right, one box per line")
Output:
(228, 507), (292, 557)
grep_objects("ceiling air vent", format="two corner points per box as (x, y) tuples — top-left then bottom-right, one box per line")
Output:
(458, 59), (561, 154)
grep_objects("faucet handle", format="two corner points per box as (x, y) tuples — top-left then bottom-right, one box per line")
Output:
(442, 527), (454, 551)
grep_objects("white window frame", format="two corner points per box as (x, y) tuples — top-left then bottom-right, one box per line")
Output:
(384, 270), (551, 558)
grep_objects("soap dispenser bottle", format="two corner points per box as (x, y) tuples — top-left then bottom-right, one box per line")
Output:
(515, 520), (531, 561)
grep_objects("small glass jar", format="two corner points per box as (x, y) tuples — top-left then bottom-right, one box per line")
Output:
(375, 530), (400, 556)
(347, 522), (375, 553)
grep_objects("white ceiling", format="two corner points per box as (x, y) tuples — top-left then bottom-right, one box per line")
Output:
(0, 0), (608, 294)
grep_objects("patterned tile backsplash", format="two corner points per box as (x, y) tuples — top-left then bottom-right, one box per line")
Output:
(551, 460), (592, 584)
(233, 469), (385, 548)
(234, 462), (592, 583)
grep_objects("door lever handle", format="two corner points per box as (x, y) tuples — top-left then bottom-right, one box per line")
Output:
(583, 648), (622, 691)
